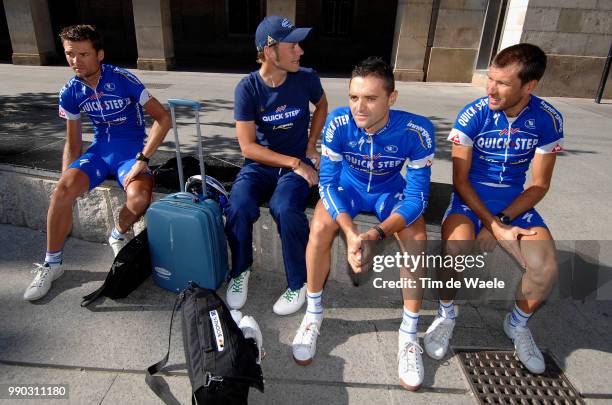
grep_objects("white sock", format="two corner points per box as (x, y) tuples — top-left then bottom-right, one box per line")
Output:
(305, 290), (323, 325)
(110, 226), (126, 240)
(509, 303), (531, 328)
(399, 307), (419, 346)
(44, 250), (62, 265)
(438, 300), (456, 320)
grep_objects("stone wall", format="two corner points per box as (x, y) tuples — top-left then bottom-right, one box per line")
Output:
(520, 0), (612, 98)
(426, 0), (488, 82)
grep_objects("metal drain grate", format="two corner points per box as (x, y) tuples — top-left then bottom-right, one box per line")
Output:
(455, 349), (584, 405)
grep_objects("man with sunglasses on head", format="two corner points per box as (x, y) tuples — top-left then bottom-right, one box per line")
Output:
(225, 16), (328, 315)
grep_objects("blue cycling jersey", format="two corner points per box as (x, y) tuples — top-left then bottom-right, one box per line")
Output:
(58, 64), (152, 143)
(448, 95), (564, 188)
(319, 107), (435, 224)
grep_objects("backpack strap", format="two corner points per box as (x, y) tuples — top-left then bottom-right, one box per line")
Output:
(147, 291), (184, 376)
(80, 278), (108, 307)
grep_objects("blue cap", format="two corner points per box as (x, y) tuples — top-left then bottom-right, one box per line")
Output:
(255, 16), (312, 51)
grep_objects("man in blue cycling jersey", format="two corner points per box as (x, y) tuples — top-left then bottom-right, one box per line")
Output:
(423, 44), (563, 374)
(291, 57), (435, 391)
(225, 16), (327, 316)
(23, 25), (171, 301)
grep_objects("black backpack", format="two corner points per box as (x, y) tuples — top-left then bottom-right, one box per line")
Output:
(81, 229), (151, 307)
(147, 283), (264, 404)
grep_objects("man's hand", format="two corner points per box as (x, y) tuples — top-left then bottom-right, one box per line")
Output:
(347, 232), (364, 273)
(294, 161), (319, 187)
(306, 146), (321, 170)
(491, 221), (536, 268)
(123, 160), (150, 190)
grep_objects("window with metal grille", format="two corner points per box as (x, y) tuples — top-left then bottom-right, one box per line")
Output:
(321, 0), (353, 38)
(227, 0), (264, 35)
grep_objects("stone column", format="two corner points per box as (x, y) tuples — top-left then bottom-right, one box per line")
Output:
(391, 0), (434, 81)
(132, 0), (174, 71)
(266, 0), (296, 21)
(426, 0), (487, 83)
(4, 0), (56, 65)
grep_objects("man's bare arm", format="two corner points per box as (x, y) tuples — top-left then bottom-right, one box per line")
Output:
(236, 120), (318, 186)
(62, 119), (83, 172)
(500, 152), (556, 219)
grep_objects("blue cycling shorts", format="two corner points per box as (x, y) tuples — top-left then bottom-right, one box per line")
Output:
(67, 140), (149, 190)
(443, 182), (547, 234)
(322, 180), (422, 225)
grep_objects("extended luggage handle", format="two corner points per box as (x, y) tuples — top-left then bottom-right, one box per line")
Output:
(167, 98), (206, 195)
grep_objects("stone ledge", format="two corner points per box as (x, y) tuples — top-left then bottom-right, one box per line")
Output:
(0, 164), (442, 284)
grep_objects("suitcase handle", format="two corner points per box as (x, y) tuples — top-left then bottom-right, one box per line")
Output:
(167, 99), (206, 195)
(169, 192), (200, 203)
(168, 98), (201, 109)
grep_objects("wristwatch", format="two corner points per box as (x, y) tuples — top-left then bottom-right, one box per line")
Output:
(495, 212), (511, 225)
(372, 225), (386, 240)
(135, 152), (150, 164)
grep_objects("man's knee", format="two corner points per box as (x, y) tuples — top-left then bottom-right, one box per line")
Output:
(52, 171), (88, 205)
(525, 254), (558, 289)
(269, 199), (304, 222)
(226, 196), (260, 223)
(126, 186), (152, 214)
(308, 210), (337, 246)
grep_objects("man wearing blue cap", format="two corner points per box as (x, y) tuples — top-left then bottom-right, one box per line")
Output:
(225, 16), (328, 315)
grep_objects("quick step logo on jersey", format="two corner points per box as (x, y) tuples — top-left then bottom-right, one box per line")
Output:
(474, 132), (539, 156)
(209, 310), (225, 351)
(261, 105), (302, 124)
(81, 95), (132, 118)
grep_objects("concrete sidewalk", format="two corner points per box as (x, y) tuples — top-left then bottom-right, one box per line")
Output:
(2, 223), (612, 405)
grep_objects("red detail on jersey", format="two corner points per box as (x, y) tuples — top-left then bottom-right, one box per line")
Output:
(87, 92), (105, 100)
(362, 153), (381, 160)
(276, 104), (287, 113)
(450, 134), (461, 144)
(552, 144), (564, 153)
(499, 128), (519, 136)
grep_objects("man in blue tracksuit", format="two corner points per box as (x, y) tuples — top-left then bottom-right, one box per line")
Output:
(423, 44), (564, 375)
(225, 16), (328, 315)
(291, 57), (435, 391)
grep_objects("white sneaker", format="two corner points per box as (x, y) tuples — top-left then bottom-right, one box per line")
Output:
(424, 316), (456, 360)
(239, 315), (264, 364)
(503, 313), (545, 374)
(292, 314), (321, 366)
(230, 309), (243, 325)
(273, 283), (306, 315)
(226, 270), (250, 309)
(108, 234), (129, 258)
(398, 340), (424, 391)
(23, 262), (64, 301)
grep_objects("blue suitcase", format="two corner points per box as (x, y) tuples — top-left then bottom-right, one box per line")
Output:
(146, 99), (228, 292)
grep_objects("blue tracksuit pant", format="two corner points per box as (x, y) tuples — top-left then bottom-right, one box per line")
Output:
(225, 162), (311, 290)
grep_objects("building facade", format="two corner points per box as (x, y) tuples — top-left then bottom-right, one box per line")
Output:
(1, 0), (611, 98)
